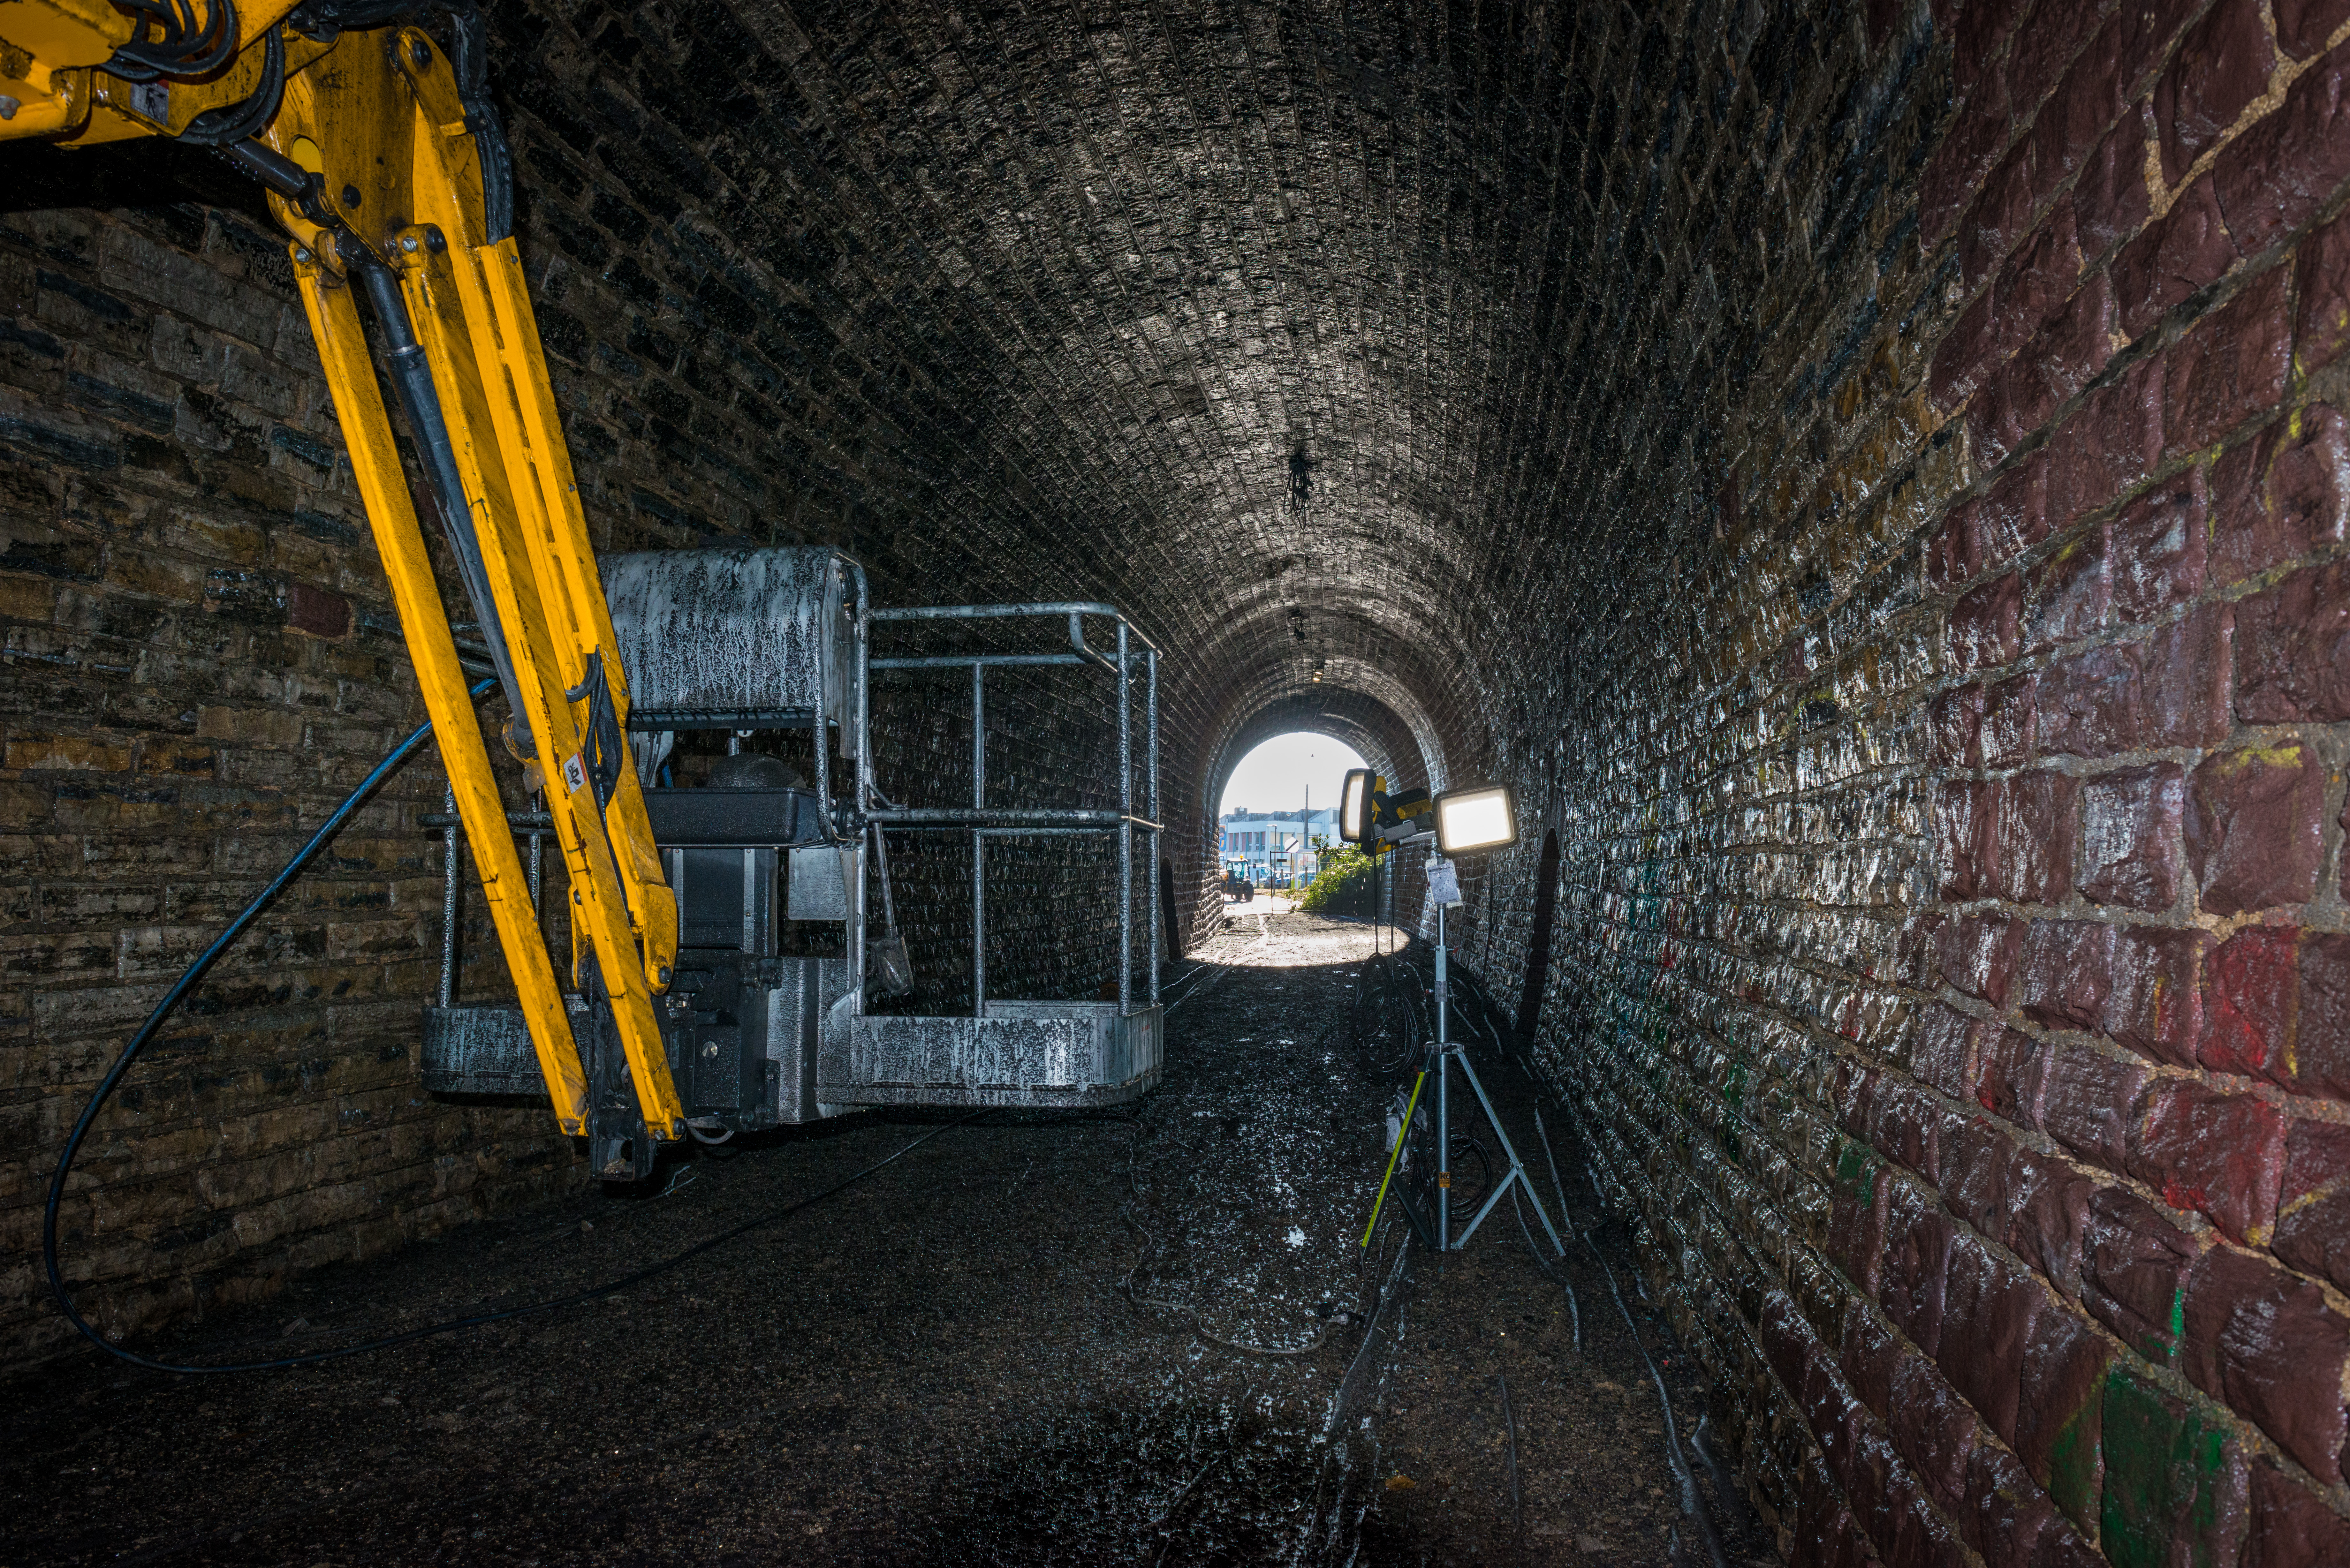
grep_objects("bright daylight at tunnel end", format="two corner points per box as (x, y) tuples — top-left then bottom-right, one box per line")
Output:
(5, 0), (2350, 1564)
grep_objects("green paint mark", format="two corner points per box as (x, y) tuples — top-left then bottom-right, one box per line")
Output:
(2127, 1285), (2187, 1368)
(2101, 1366), (2237, 1568)
(1833, 1137), (1881, 1206)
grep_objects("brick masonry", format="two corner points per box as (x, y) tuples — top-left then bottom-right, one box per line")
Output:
(4, 0), (2350, 1563)
(4, 0), (1490, 1369)
(1459, 3), (2350, 1565)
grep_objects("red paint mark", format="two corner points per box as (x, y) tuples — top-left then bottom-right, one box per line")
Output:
(2161, 1180), (2208, 1213)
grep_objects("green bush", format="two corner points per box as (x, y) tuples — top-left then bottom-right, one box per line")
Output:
(1298, 842), (1376, 916)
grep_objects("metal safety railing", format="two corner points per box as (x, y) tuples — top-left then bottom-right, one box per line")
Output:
(425, 588), (1161, 1023)
(867, 601), (1160, 1016)
(422, 795), (555, 1009)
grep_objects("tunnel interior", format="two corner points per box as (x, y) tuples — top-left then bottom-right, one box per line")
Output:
(7, 0), (2350, 1564)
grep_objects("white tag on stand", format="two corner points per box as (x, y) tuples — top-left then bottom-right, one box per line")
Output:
(1426, 858), (1462, 907)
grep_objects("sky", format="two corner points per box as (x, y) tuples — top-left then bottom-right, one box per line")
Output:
(1219, 731), (1369, 818)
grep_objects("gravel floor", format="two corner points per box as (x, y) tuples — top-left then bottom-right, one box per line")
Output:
(4, 912), (1776, 1566)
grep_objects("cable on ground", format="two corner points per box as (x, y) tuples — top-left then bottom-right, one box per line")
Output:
(1533, 1104), (1728, 1568)
(43, 679), (991, 1375)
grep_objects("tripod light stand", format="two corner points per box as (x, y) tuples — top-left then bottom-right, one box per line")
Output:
(1352, 780), (1570, 1255)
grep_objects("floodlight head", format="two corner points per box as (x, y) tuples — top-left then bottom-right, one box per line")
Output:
(1339, 768), (1377, 843)
(1433, 783), (1519, 856)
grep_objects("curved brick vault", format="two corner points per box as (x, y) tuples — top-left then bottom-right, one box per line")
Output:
(7, 0), (2350, 1564)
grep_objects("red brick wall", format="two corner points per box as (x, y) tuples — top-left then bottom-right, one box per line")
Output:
(1499, 3), (2350, 1565)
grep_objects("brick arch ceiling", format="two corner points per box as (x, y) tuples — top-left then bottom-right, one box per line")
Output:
(514, 0), (1796, 819)
(1182, 601), (1468, 786)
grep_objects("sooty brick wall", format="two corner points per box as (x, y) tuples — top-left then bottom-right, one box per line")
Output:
(0, 197), (591, 1367)
(1456, 3), (2350, 1566)
(10, 1), (2350, 1561)
(0, 187), (1159, 1368)
(1, 0), (1435, 1367)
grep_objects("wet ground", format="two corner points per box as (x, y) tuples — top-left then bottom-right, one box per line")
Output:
(4, 912), (1776, 1566)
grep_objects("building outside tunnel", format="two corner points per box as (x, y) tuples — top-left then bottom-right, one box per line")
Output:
(1222, 805), (1338, 886)
(6, 0), (2350, 1564)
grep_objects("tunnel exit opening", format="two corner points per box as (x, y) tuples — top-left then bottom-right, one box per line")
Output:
(1192, 687), (1449, 954)
(1212, 731), (1368, 897)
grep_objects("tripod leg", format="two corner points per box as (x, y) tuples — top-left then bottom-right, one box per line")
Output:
(1454, 1052), (1568, 1255)
(1359, 1070), (1426, 1248)
(1435, 1047), (1451, 1249)
(1390, 1184), (1442, 1253)
(1454, 1161), (1524, 1244)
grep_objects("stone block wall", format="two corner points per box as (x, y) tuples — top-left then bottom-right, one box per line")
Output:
(1472, 3), (2350, 1565)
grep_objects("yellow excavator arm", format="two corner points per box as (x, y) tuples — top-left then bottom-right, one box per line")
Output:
(4, 0), (688, 1177)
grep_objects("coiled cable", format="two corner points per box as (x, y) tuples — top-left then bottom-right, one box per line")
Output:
(107, 0), (238, 82)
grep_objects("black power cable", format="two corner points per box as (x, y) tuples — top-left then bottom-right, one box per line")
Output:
(177, 22), (285, 147)
(1532, 1103), (1730, 1568)
(42, 679), (984, 1373)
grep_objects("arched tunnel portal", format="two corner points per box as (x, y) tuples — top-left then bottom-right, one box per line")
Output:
(5, 2), (2350, 1564)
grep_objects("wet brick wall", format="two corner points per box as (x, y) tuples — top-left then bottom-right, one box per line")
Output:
(10, 6), (2348, 1564)
(1463, 3), (2350, 1566)
(0, 1), (1236, 1366)
(0, 188), (1161, 1363)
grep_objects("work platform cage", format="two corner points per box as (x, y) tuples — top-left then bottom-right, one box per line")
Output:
(421, 546), (1164, 1136)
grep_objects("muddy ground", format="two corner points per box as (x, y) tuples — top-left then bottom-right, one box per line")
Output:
(4, 912), (1777, 1566)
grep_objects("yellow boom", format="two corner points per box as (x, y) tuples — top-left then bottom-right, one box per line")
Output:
(4, 1), (687, 1177)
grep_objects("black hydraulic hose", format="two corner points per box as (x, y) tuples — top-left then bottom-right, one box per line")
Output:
(350, 259), (531, 757)
(178, 24), (287, 146)
(109, 0), (236, 81)
(354, 261), (475, 564)
(44, 678), (490, 1368)
(42, 680), (988, 1374)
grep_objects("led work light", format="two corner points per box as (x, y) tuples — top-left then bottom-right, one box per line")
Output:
(1340, 768), (1437, 851)
(1351, 771), (1555, 1263)
(1432, 784), (1519, 856)
(1339, 768), (1377, 843)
